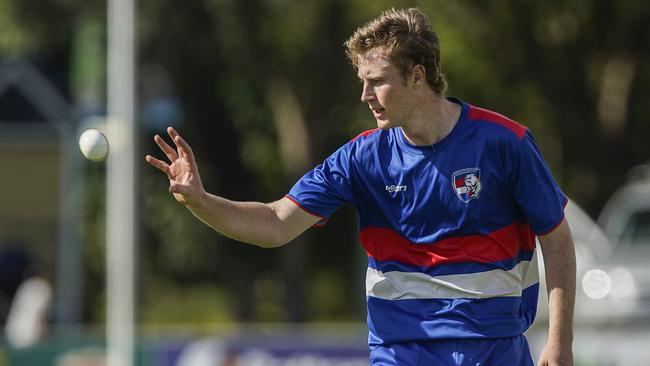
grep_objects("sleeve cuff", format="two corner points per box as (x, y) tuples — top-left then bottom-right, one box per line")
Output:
(284, 194), (329, 227)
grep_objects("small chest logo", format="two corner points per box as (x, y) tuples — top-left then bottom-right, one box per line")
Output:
(452, 168), (481, 203)
(385, 184), (407, 193)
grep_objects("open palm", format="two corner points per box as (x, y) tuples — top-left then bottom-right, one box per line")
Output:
(145, 127), (205, 206)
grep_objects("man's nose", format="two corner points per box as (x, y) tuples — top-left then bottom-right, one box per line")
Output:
(360, 83), (374, 103)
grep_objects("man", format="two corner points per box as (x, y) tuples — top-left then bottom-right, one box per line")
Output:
(146, 8), (575, 366)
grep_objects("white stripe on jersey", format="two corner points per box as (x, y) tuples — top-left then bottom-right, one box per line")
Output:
(366, 251), (539, 300)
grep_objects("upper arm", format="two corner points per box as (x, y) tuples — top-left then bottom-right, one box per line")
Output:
(267, 197), (322, 245)
(538, 218), (576, 287)
(509, 132), (568, 235)
(538, 218), (573, 252)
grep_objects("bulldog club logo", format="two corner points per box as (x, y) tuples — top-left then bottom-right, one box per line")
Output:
(452, 168), (482, 203)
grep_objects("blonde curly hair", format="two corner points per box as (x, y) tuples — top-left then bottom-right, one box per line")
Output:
(344, 8), (447, 95)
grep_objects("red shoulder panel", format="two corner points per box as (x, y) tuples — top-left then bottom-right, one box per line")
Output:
(351, 128), (381, 142)
(468, 106), (527, 139)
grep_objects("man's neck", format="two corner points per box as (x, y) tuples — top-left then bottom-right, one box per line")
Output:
(400, 96), (461, 146)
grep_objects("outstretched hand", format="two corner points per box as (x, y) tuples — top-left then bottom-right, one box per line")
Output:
(145, 127), (205, 206)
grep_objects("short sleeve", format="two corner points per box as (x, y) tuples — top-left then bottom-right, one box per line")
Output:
(509, 131), (568, 235)
(287, 144), (355, 226)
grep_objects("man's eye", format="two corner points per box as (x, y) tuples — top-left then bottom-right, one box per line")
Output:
(359, 78), (382, 85)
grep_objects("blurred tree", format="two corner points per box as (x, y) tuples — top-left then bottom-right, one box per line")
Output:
(419, 0), (650, 214)
(137, 0), (650, 324)
(137, 0), (369, 323)
(3, 0), (650, 327)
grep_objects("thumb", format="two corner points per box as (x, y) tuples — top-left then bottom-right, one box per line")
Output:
(169, 183), (189, 196)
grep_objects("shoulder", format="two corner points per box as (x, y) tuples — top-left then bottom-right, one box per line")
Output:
(322, 128), (383, 165)
(466, 104), (528, 141)
(344, 127), (384, 153)
(350, 127), (382, 143)
(331, 127), (387, 165)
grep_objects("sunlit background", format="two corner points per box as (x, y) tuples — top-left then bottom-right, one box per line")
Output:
(1, 0), (650, 365)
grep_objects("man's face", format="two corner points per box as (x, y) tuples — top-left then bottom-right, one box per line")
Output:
(357, 51), (416, 129)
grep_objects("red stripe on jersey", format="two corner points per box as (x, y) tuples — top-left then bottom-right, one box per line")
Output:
(468, 105), (527, 139)
(360, 223), (535, 267)
(351, 128), (380, 142)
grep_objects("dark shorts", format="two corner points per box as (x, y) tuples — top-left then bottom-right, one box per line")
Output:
(369, 335), (534, 366)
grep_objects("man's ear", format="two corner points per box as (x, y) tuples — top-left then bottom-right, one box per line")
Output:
(411, 64), (426, 86)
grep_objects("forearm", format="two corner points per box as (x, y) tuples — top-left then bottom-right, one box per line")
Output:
(186, 192), (291, 248)
(540, 220), (576, 353)
(145, 128), (313, 247)
(546, 269), (575, 346)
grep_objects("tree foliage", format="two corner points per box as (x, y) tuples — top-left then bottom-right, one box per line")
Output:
(2, 0), (649, 325)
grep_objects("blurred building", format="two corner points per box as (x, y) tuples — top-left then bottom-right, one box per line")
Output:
(0, 60), (64, 276)
(0, 59), (83, 327)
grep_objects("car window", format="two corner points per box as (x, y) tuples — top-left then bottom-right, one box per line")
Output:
(620, 210), (650, 246)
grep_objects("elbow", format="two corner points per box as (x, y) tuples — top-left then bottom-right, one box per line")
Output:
(256, 239), (289, 249)
(268, 233), (295, 248)
(253, 233), (293, 249)
(258, 241), (287, 249)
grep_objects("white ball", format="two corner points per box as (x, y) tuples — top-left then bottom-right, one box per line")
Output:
(79, 128), (109, 161)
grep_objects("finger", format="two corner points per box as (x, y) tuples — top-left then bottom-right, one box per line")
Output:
(154, 134), (179, 162)
(167, 126), (180, 144)
(172, 133), (196, 163)
(167, 127), (186, 158)
(167, 127), (197, 164)
(145, 155), (171, 176)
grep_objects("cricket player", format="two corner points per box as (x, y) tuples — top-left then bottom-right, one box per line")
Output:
(146, 8), (575, 365)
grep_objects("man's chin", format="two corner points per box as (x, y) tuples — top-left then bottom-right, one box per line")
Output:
(375, 118), (393, 130)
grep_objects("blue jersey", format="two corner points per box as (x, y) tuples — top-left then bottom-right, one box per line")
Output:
(287, 98), (567, 346)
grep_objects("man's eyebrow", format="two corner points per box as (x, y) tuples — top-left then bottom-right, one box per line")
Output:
(357, 70), (384, 80)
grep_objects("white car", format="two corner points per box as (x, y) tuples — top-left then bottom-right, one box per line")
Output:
(534, 199), (615, 326)
(529, 198), (650, 365)
(595, 164), (650, 322)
